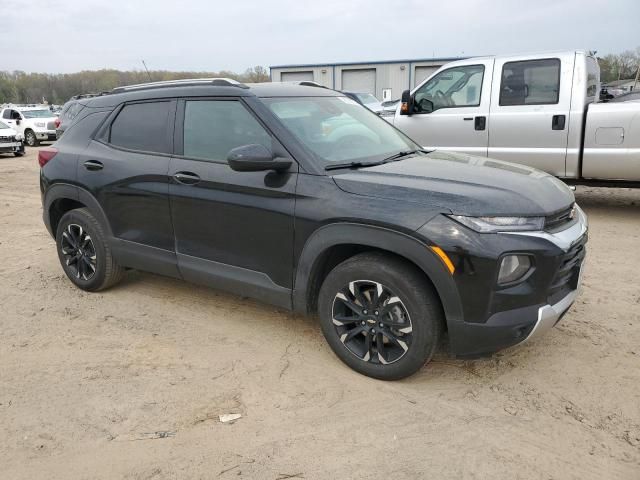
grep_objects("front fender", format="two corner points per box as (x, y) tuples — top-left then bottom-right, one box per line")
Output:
(292, 222), (464, 328)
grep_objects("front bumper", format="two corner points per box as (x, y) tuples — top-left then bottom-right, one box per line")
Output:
(35, 130), (56, 141)
(0, 142), (24, 153)
(525, 282), (581, 342)
(418, 206), (588, 357)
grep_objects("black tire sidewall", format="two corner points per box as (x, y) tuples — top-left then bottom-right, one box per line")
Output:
(55, 209), (108, 291)
(318, 254), (442, 380)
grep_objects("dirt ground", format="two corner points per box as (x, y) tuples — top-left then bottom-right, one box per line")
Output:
(1, 147), (639, 480)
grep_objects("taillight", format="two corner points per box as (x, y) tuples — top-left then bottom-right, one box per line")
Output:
(38, 147), (58, 167)
(54, 117), (61, 129)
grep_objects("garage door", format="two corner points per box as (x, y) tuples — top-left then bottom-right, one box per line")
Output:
(414, 66), (438, 87)
(341, 69), (376, 95)
(280, 71), (314, 82)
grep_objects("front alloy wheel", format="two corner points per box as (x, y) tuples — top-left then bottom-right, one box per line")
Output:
(60, 223), (97, 280)
(318, 252), (443, 380)
(332, 280), (413, 365)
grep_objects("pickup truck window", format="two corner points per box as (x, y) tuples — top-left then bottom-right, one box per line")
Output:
(414, 65), (484, 113)
(500, 58), (561, 106)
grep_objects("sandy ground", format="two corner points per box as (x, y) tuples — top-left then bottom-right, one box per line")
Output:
(1, 147), (639, 480)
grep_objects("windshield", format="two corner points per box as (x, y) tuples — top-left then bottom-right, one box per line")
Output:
(0, 121), (8, 129)
(262, 96), (417, 164)
(355, 93), (379, 105)
(21, 109), (54, 119)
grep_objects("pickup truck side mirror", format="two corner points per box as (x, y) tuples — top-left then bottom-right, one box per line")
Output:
(400, 89), (414, 115)
(227, 144), (292, 172)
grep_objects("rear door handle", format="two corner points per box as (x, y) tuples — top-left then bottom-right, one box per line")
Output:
(83, 160), (103, 171)
(173, 171), (201, 185)
(552, 114), (566, 130)
(474, 116), (486, 131)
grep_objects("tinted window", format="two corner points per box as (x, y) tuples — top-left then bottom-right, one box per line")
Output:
(500, 58), (561, 106)
(2, 110), (10, 119)
(183, 100), (271, 162)
(109, 101), (171, 153)
(414, 64), (484, 112)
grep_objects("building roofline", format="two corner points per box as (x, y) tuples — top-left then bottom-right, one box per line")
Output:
(270, 57), (467, 69)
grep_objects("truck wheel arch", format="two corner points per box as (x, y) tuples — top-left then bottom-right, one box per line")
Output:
(293, 223), (464, 329)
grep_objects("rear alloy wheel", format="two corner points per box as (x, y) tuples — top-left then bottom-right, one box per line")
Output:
(56, 208), (124, 291)
(60, 224), (98, 281)
(318, 252), (443, 380)
(24, 129), (38, 147)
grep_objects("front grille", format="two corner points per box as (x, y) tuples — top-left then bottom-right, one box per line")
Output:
(545, 204), (576, 232)
(0, 135), (16, 143)
(547, 233), (587, 304)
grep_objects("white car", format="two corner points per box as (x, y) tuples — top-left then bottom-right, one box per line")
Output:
(0, 120), (25, 156)
(0, 106), (58, 146)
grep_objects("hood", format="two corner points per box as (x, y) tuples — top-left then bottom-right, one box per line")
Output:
(332, 151), (575, 216)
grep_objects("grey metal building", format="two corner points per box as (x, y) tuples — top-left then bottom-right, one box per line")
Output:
(269, 57), (462, 101)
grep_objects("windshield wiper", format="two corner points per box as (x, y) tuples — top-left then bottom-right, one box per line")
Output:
(324, 149), (430, 171)
(324, 160), (386, 171)
(381, 149), (425, 162)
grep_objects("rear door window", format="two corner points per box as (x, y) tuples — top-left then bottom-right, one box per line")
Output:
(500, 58), (561, 106)
(109, 101), (171, 153)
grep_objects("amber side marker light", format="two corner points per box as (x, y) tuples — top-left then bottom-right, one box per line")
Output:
(430, 246), (455, 275)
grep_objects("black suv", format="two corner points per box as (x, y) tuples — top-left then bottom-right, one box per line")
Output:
(40, 78), (588, 380)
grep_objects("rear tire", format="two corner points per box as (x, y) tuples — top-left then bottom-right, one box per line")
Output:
(56, 208), (124, 291)
(318, 252), (443, 380)
(24, 129), (38, 147)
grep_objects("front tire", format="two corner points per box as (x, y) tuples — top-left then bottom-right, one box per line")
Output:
(24, 129), (38, 147)
(318, 252), (443, 380)
(56, 208), (124, 291)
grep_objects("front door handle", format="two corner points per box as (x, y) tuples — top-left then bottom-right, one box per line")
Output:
(552, 114), (566, 130)
(474, 116), (486, 131)
(173, 171), (201, 185)
(83, 160), (104, 171)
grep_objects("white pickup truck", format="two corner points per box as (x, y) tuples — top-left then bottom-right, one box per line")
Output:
(393, 50), (640, 184)
(0, 106), (58, 147)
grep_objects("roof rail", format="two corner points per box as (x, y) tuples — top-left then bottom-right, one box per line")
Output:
(294, 81), (328, 89)
(111, 77), (249, 94)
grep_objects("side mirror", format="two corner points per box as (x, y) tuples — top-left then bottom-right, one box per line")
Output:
(15, 119), (21, 125)
(227, 144), (292, 172)
(417, 98), (434, 114)
(400, 89), (414, 115)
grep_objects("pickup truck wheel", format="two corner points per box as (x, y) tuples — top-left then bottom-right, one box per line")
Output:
(24, 129), (38, 147)
(318, 252), (443, 380)
(56, 208), (124, 292)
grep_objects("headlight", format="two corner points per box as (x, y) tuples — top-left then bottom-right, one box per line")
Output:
(498, 255), (532, 284)
(448, 215), (544, 233)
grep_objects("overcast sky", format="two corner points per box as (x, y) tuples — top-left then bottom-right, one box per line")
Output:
(2, 0), (638, 74)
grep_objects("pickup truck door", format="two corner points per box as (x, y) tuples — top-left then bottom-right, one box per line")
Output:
(394, 59), (494, 156)
(1, 109), (24, 135)
(488, 54), (574, 176)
